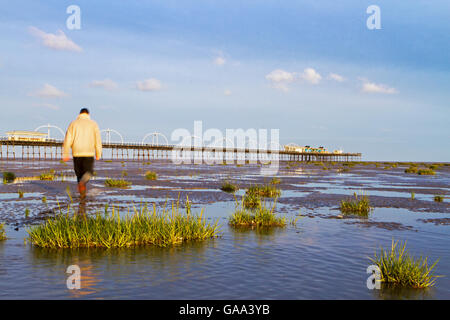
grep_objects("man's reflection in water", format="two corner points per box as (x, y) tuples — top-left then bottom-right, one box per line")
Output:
(68, 258), (101, 298)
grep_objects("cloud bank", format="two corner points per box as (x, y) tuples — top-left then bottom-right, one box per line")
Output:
(29, 26), (82, 52)
(136, 78), (162, 91)
(32, 84), (68, 98)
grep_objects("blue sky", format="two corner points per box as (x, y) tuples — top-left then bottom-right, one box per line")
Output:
(0, 0), (449, 161)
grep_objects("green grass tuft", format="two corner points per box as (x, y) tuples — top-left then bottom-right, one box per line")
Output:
(104, 178), (131, 188)
(434, 195), (444, 202)
(417, 168), (435, 175)
(340, 192), (372, 216)
(241, 183), (282, 208)
(2, 171), (15, 184)
(26, 200), (220, 248)
(246, 184), (281, 198)
(270, 177), (282, 185)
(405, 166), (418, 174)
(39, 171), (55, 181)
(370, 239), (440, 288)
(144, 171), (158, 180)
(229, 197), (285, 227)
(243, 191), (261, 209)
(220, 181), (239, 193)
(0, 223), (6, 241)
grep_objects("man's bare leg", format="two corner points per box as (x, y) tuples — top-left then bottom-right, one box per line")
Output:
(78, 172), (92, 200)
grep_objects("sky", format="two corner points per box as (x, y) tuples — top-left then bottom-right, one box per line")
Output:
(0, 0), (449, 161)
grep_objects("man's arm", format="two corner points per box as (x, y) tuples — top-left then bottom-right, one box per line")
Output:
(94, 123), (102, 160)
(62, 123), (74, 161)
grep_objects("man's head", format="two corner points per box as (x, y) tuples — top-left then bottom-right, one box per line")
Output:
(80, 108), (90, 115)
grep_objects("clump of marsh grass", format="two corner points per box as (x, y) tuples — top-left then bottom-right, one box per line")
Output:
(2, 171), (15, 184)
(145, 171), (158, 180)
(243, 191), (261, 209)
(411, 192), (415, 200)
(340, 192), (372, 216)
(39, 171), (55, 181)
(417, 168), (435, 175)
(270, 177), (281, 185)
(220, 181), (239, 193)
(229, 197), (285, 228)
(427, 164), (440, 170)
(370, 240), (440, 288)
(241, 183), (281, 209)
(342, 162), (355, 167)
(0, 223), (6, 241)
(105, 178), (131, 188)
(26, 200), (220, 248)
(404, 166), (418, 174)
(18, 189), (25, 198)
(434, 195), (444, 202)
(246, 183), (281, 198)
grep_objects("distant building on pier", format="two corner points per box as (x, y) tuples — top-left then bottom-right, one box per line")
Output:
(284, 145), (330, 153)
(6, 131), (48, 142)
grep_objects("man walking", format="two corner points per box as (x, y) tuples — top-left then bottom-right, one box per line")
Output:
(63, 108), (102, 199)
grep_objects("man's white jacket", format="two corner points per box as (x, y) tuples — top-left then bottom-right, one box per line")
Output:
(63, 113), (102, 158)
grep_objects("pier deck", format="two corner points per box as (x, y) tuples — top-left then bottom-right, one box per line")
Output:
(0, 138), (362, 162)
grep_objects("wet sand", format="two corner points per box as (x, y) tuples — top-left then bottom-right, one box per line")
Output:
(1, 160), (448, 229)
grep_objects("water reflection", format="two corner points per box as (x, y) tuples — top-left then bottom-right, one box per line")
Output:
(373, 283), (434, 300)
(29, 239), (216, 298)
(230, 225), (286, 246)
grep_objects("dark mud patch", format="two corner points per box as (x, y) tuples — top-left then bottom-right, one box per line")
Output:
(343, 220), (415, 231)
(417, 218), (450, 226)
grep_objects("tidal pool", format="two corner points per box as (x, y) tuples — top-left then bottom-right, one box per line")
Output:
(0, 160), (449, 299)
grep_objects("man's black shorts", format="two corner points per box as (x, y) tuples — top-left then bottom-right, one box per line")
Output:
(73, 157), (94, 183)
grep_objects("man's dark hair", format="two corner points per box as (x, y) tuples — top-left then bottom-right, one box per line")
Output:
(80, 108), (90, 114)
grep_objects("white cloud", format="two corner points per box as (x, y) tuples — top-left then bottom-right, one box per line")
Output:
(301, 68), (322, 84)
(89, 79), (118, 91)
(32, 84), (68, 98)
(327, 73), (345, 82)
(265, 69), (295, 92)
(361, 81), (398, 94)
(224, 89), (232, 96)
(213, 57), (226, 66)
(29, 26), (82, 52)
(136, 78), (162, 91)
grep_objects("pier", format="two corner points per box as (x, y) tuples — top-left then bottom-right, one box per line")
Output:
(0, 138), (362, 162)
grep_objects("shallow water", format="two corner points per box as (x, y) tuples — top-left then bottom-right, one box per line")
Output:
(0, 161), (449, 299)
(1, 202), (449, 299)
